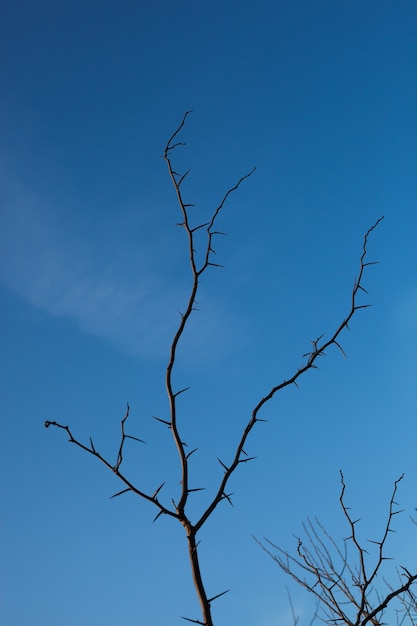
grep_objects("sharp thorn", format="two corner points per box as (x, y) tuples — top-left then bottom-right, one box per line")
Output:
(208, 589), (230, 603)
(110, 488), (131, 499)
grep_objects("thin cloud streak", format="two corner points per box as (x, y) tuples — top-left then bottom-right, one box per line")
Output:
(0, 184), (246, 360)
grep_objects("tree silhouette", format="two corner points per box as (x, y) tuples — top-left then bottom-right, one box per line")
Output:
(45, 112), (393, 626)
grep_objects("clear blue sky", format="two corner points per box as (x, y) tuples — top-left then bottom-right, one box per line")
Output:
(1, 2), (416, 625)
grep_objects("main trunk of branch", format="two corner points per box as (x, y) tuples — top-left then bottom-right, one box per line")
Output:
(186, 525), (213, 626)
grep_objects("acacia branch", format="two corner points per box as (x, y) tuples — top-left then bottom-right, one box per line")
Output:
(195, 216), (384, 532)
(162, 110), (255, 517)
(44, 417), (177, 521)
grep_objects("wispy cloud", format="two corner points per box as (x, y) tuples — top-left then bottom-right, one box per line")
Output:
(0, 176), (246, 360)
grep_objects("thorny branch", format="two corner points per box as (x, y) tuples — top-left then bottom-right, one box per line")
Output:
(45, 112), (385, 626)
(255, 472), (417, 625)
(194, 215), (383, 533)
(162, 110), (256, 521)
(44, 408), (177, 521)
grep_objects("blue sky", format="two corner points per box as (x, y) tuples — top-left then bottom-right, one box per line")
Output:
(1, 1), (416, 625)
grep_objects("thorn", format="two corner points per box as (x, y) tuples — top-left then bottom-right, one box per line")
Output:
(178, 168), (191, 187)
(191, 222), (210, 233)
(125, 434), (146, 443)
(208, 589), (230, 603)
(174, 386), (191, 398)
(400, 565), (413, 577)
(153, 510), (165, 523)
(334, 340), (347, 358)
(313, 333), (325, 345)
(152, 482), (166, 499)
(153, 416), (171, 428)
(89, 437), (96, 452)
(181, 617), (205, 625)
(188, 487), (206, 493)
(217, 457), (228, 471)
(391, 509), (404, 515)
(110, 488), (131, 499)
(186, 448), (198, 459)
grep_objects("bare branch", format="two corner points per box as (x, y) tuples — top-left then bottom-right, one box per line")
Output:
(256, 473), (417, 626)
(162, 111), (255, 527)
(194, 216), (384, 533)
(44, 418), (178, 521)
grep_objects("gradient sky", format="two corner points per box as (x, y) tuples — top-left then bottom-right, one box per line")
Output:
(1, 2), (416, 625)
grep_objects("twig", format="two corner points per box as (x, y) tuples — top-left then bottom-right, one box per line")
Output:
(195, 216), (384, 533)
(255, 473), (417, 626)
